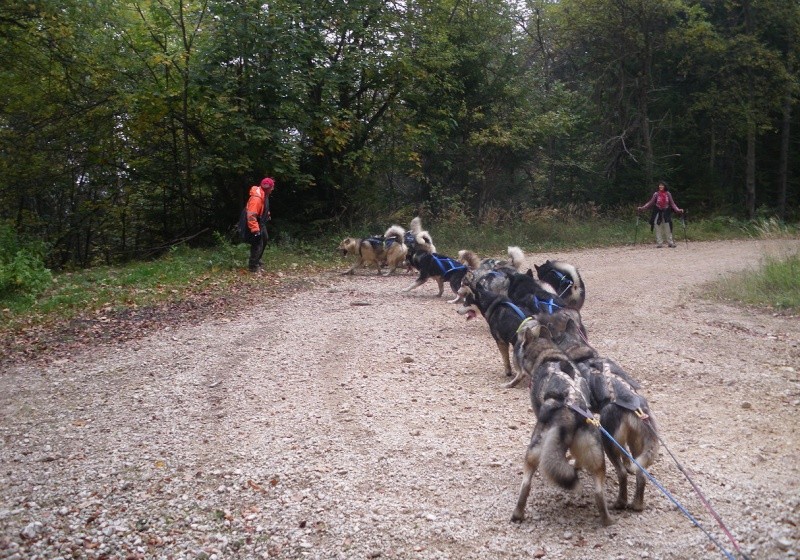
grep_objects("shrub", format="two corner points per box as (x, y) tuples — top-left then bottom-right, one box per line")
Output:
(0, 223), (53, 303)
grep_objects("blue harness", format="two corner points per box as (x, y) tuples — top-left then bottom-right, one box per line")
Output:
(500, 300), (528, 320)
(365, 235), (384, 248)
(432, 254), (466, 279)
(549, 270), (574, 298)
(530, 294), (563, 315)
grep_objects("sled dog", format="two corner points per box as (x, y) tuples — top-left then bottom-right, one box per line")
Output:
(510, 320), (613, 526)
(457, 282), (529, 382)
(403, 251), (465, 297)
(338, 236), (386, 275)
(449, 246), (525, 304)
(382, 225), (409, 275)
(407, 216), (436, 255)
(555, 320), (660, 511)
(535, 260), (586, 311)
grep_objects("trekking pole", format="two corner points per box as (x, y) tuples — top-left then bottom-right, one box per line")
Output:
(681, 210), (688, 247)
(634, 210), (640, 246)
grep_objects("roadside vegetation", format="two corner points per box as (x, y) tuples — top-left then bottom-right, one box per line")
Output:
(700, 252), (800, 311)
(1, 214), (798, 343)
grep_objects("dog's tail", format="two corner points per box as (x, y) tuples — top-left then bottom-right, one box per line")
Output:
(384, 224), (406, 242)
(631, 407), (660, 468)
(417, 232), (436, 254)
(458, 249), (481, 268)
(539, 407), (579, 490)
(507, 246), (525, 271)
(409, 216), (422, 234)
(554, 261), (586, 310)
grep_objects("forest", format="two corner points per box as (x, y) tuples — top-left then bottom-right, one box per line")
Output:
(1, 0), (798, 268)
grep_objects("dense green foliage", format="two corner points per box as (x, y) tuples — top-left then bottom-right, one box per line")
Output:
(0, 222), (52, 304)
(1, 0), (798, 268)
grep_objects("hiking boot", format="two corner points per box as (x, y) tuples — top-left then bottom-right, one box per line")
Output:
(656, 244), (663, 248)
(668, 242), (676, 248)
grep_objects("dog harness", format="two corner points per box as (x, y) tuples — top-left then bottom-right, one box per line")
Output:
(431, 254), (466, 279)
(362, 235), (402, 252)
(500, 300), (528, 320)
(548, 270), (574, 298)
(364, 235), (385, 249)
(529, 294), (563, 315)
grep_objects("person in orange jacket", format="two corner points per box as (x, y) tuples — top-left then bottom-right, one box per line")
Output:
(244, 177), (275, 272)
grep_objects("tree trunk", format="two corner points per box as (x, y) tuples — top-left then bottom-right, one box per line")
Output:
(743, 0), (756, 220)
(745, 117), (756, 219)
(639, 30), (654, 188)
(777, 84), (791, 220)
(639, 79), (653, 188)
(709, 123), (715, 173)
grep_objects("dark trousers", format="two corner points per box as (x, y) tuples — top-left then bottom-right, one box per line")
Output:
(248, 226), (266, 271)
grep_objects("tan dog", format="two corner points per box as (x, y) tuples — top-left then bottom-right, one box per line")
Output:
(382, 225), (409, 275)
(338, 236), (385, 275)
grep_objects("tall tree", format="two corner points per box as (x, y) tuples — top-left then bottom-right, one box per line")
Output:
(553, 0), (688, 192)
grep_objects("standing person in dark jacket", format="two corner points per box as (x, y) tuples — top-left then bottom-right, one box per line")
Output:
(243, 177), (275, 272)
(637, 180), (683, 248)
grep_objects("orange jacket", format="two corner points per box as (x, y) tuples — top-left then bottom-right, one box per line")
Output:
(245, 186), (270, 234)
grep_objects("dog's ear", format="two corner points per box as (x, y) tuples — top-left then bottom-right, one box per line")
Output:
(525, 268), (534, 277)
(539, 324), (552, 340)
(521, 320), (542, 342)
(534, 263), (541, 273)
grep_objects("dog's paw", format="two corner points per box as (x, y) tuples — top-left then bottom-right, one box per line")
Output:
(612, 500), (627, 511)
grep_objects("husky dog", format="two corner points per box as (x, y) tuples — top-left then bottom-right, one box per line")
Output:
(507, 269), (559, 303)
(402, 251), (466, 297)
(382, 225), (409, 275)
(458, 245), (525, 274)
(338, 236), (386, 275)
(457, 269), (511, 304)
(407, 216), (436, 255)
(457, 282), (529, 381)
(457, 246), (527, 300)
(555, 320), (660, 512)
(501, 306), (586, 389)
(535, 260), (586, 311)
(449, 246), (525, 304)
(505, 269), (589, 367)
(510, 320), (613, 526)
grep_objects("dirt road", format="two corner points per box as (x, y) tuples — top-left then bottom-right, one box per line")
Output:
(2, 239), (799, 559)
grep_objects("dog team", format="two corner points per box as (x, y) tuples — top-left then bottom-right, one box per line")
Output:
(338, 218), (660, 526)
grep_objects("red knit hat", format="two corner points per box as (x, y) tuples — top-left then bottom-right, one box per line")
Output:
(260, 177), (275, 190)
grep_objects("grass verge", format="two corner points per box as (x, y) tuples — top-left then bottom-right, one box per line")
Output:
(1, 214), (798, 345)
(699, 252), (800, 312)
